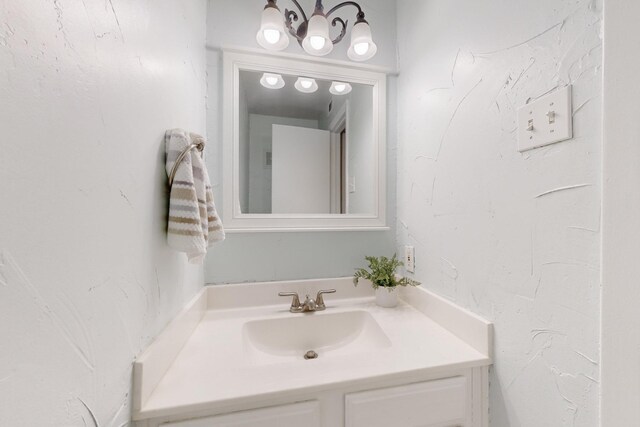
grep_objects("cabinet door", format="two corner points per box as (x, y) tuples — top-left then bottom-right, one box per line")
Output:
(162, 401), (321, 427)
(345, 377), (467, 427)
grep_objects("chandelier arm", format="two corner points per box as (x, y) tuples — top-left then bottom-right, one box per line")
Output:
(284, 9), (305, 41)
(288, 0), (308, 22)
(284, 0), (308, 42)
(331, 17), (348, 44)
(325, 1), (364, 20)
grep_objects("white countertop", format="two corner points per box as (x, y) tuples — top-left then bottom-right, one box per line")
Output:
(133, 279), (492, 421)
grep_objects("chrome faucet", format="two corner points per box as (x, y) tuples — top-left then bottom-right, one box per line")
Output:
(278, 289), (336, 313)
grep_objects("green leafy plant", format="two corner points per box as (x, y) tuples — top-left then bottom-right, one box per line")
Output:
(353, 254), (420, 290)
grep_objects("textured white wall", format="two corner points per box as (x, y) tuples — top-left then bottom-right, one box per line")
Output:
(0, 1), (207, 425)
(396, 1), (602, 426)
(204, 0), (397, 284)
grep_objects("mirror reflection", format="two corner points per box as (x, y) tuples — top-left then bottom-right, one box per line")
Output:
(238, 70), (375, 215)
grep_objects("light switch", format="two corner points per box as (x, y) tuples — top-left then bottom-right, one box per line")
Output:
(349, 176), (356, 193)
(517, 85), (573, 152)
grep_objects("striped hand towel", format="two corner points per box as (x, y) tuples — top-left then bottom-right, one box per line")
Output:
(165, 129), (224, 264)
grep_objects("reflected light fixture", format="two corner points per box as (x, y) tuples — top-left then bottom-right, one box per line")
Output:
(260, 73), (286, 89)
(330, 81), (352, 95)
(256, 0), (377, 62)
(294, 77), (319, 93)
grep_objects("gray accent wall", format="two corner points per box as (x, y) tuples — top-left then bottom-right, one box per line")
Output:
(204, 0), (397, 284)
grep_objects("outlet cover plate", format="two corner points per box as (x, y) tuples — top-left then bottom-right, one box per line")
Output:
(404, 246), (415, 273)
(517, 85), (573, 152)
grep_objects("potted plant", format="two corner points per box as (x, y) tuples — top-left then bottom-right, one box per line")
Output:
(353, 254), (420, 308)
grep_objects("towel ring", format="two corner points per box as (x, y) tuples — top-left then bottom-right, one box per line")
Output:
(168, 141), (205, 187)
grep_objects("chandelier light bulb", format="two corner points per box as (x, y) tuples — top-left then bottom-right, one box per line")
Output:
(353, 42), (369, 56)
(309, 36), (326, 51)
(263, 29), (281, 45)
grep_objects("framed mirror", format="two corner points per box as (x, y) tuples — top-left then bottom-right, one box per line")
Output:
(223, 50), (387, 231)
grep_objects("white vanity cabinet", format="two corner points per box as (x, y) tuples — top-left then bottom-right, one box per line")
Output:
(345, 377), (468, 427)
(148, 370), (487, 427)
(160, 401), (321, 427)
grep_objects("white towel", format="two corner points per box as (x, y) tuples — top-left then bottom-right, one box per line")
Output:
(165, 129), (224, 264)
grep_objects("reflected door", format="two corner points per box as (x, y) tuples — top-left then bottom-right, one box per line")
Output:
(272, 124), (331, 214)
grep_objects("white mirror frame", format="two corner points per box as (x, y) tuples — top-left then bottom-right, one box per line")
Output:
(222, 50), (387, 232)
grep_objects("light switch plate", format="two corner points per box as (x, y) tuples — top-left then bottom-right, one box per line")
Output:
(517, 85), (573, 152)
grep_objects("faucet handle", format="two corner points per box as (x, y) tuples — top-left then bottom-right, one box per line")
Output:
(279, 292), (301, 312)
(315, 289), (336, 310)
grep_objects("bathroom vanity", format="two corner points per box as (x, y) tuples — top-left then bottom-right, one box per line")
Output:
(133, 278), (492, 427)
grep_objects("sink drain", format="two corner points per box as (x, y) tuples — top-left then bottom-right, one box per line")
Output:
(304, 350), (318, 360)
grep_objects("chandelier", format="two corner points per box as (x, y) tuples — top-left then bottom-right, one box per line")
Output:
(256, 0), (378, 62)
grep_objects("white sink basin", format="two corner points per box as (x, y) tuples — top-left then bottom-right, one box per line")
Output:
(242, 310), (391, 364)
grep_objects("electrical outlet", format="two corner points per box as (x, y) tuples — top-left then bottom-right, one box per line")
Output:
(404, 246), (415, 273)
(349, 176), (356, 193)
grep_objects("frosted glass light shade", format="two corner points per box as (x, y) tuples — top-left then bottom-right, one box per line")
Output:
(302, 15), (333, 56)
(260, 73), (285, 89)
(256, 6), (289, 51)
(330, 81), (352, 95)
(347, 21), (377, 61)
(294, 77), (319, 93)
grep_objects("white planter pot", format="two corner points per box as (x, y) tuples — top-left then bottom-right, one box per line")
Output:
(375, 286), (398, 308)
